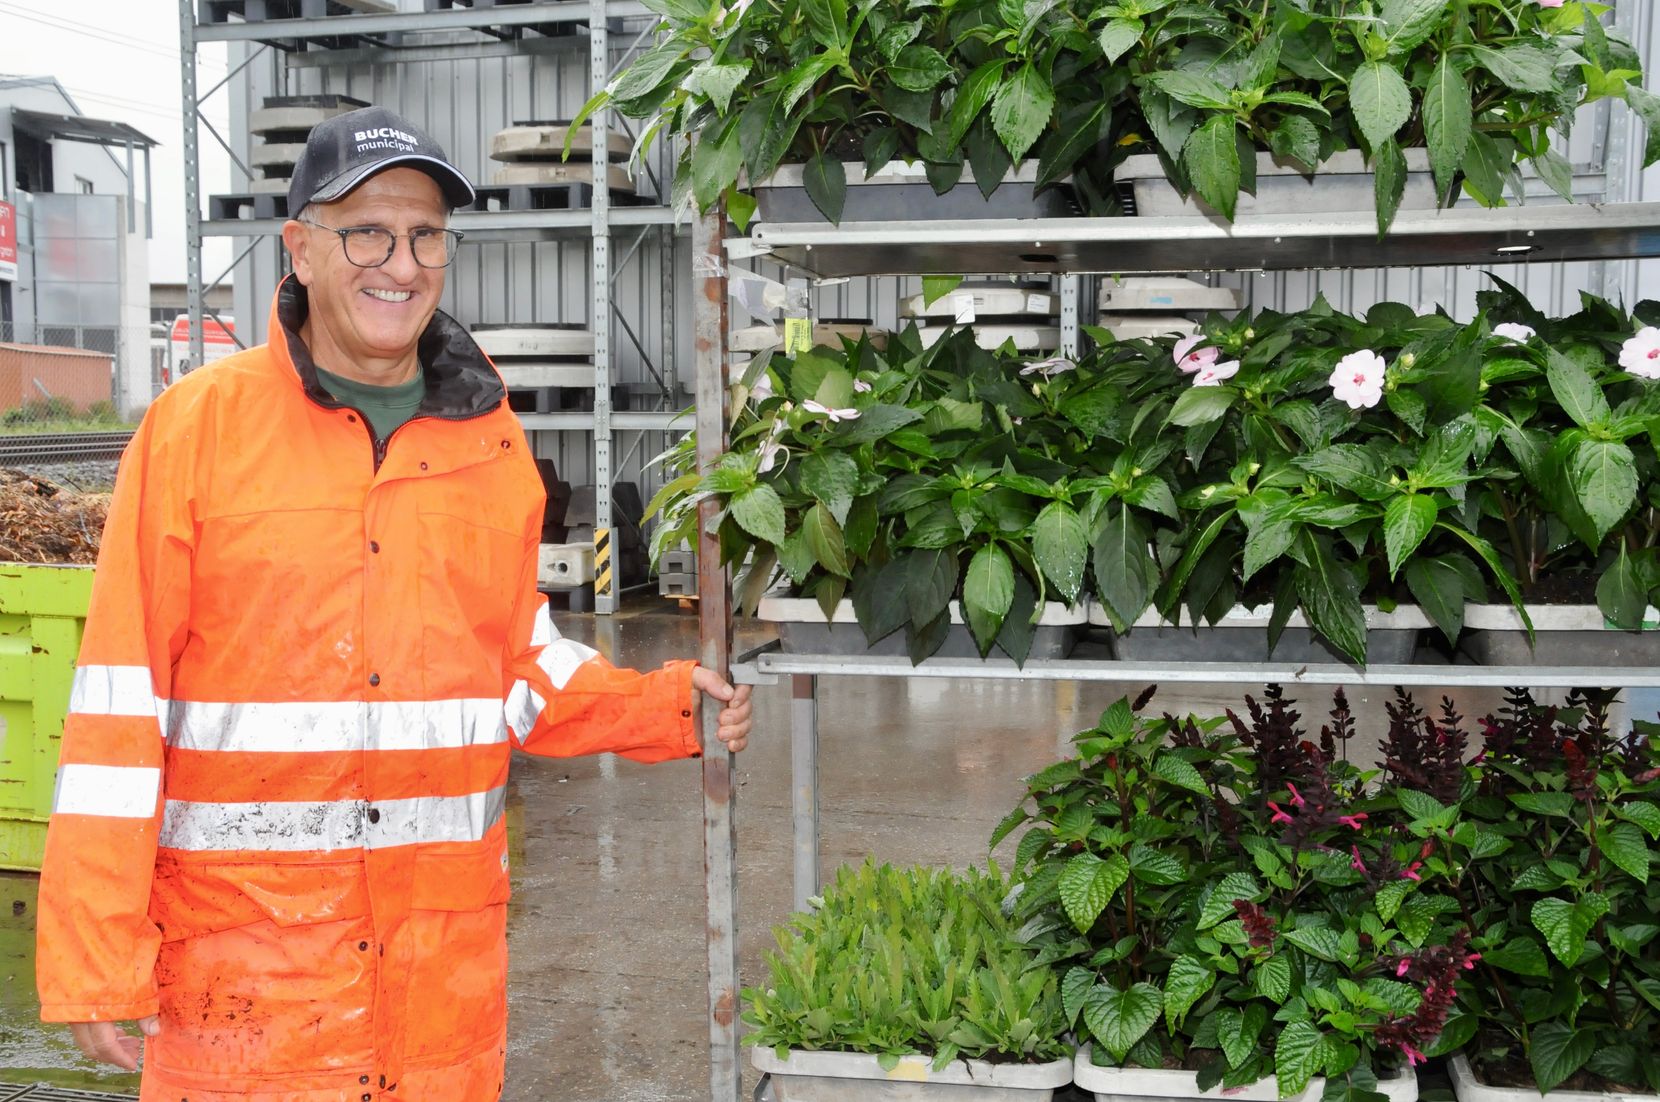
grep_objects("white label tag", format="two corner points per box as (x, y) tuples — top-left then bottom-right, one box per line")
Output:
(1026, 293), (1050, 314)
(952, 293), (976, 324)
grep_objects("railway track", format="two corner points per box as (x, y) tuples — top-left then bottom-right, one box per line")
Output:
(0, 430), (136, 464)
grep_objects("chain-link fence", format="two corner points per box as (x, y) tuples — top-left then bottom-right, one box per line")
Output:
(0, 321), (156, 432)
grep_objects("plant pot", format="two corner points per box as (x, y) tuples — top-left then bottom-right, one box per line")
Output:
(902, 285), (1059, 321)
(1459, 604), (1660, 665)
(753, 1046), (1074, 1102)
(1074, 1046), (1418, 1102)
(1088, 603), (1429, 664)
(752, 160), (1077, 223)
(758, 597), (1087, 659)
(916, 324), (1061, 353)
(1447, 1053), (1654, 1102)
(1097, 278), (1242, 313)
(1096, 314), (1200, 340)
(1117, 149), (1440, 220)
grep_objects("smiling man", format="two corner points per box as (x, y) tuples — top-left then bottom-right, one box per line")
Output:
(33, 106), (751, 1102)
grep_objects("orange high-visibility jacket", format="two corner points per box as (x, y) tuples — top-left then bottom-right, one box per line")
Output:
(35, 278), (699, 1102)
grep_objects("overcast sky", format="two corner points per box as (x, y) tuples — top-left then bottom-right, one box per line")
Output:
(1, 0), (235, 285)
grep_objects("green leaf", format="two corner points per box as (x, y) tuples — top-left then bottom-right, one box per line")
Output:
(779, 52), (839, 113)
(1129, 844), (1186, 885)
(1373, 137), (1408, 236)
(1570, 439), (1637, 543)
(1164, 955), (1215, 1030)
(891, 44), (953, 92)
(1283, 925), (1345, 962)
(1482, 939), (1551, 978)
(799, 0), (848, 51)
(963, 543), (1016, 654)
(1217, 1005), (1269, 1069)
(1547, 347), (1611, 428)
(1144, 70), (1233, 110)
(1032, 501), (1089, 604)
(1063, 966), (1094, 1029)
(1531, 894), (1611, 967)
(1383, 494), (1437, 578)
(684, 59), (752, 115)
(1598, 545), (1648, 630)
(1060, 851), (1129, 932)
(1381, 0), (1445, 54)
(1297, 445), (1394, 500)
(1529, 1022), (1595, 1095)
(906, 548), (959, 626)
(1533, 147), (1575, 202)
(1275, 1021), (1327, 1098)
(1153, 754), (1210, 796)
(1373, 881), (1412, 924)
(1243, 514), (1296, 583)
(800, 451), (859, 525)
(991, 62), (1055, 162)
(1092, 509), (1156, 632)
(692, 124), (744, 212)
(1618, 800), (1660, 840)
(1405, 555), (1468, 643)
(730, 484), (786, 545)
(1349, 61), (1413, 149)
(610, 38), (684, 101)
(1098, 18), (1142, 64)
(1625, 85), (1660, 172)
(1295, 537), (1367, 663)
(1183, 114), (1241, 221)
(945, 61), (1008, 149)
(1472, 45), (1559, 94)
(803, 502), (850, 577)
(1599, 821), (1650, 883)
(1254, 954), (1292, 1002)
(1269, 115), (1320, 169)
(1168, 384), (1237, 427)
(1084, 983), (1164, 1063)
(922, 275), (963, 308)
(1200, 872), (1262, 930)
(1511, 791), (1577, 817)
(802, 151), (848, 223)
(1399, 789), (1450, 824)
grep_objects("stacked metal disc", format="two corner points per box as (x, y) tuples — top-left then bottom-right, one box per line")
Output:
(1096, 278), (1241, 340)
(487, 120), (635, 193)
(248, 94), (370, 196)
(900, 283), (1061, 352)
(470, 323), (597, 393)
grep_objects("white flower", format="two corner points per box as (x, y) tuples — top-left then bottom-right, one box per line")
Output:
(1192, 360), (1240, 387)
(755, 418), (788, 474)
(852, 378), (872, 393)
(1492, 322), (1536, 344)
(1329, 349), (1387, 409)
(1019, 356), (1076, 378)
(1173, 334), (1220, 375)
(748, 371), (774, 403)
(1620, 327), (1660, 379)
(801, 399), (862, 422)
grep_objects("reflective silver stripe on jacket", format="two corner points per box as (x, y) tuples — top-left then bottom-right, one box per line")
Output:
(158, 785), (508, 852)
(69, 664), (166, 720)
(165, 698), (509, 754)
(53, 763), (161, 818)
(506, 604), (600, 737)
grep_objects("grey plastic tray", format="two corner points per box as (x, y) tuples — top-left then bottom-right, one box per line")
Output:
(1460, 604), (1660, 665)
(1119, 149), (1439, 219)
(1091, 604), (1429, 665)
(753, 161), (1076, 223)
(755, 1047), (1073, 1102)
(762, 597), (1086, 659)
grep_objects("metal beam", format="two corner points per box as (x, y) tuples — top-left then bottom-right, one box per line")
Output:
(180, 0), (205, 370)
(591, 0), (615, 615)
(193, 0), (656, 41)
(693, 204), (739, 1102)
(200, 204), (681, 239)
(516, 411), (690, 431)
(282, 33), (587, 67)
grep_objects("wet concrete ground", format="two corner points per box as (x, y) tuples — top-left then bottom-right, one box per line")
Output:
(0, 606), (1541, 1098)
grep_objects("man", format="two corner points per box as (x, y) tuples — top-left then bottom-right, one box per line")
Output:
(34, 106), (752, 1101)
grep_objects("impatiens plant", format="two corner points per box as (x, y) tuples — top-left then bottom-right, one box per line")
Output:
(740, 859), (1072, 1068)
(994, 686), (1473, 1100)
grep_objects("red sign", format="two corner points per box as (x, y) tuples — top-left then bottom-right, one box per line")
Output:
(0, 200), (16, 283)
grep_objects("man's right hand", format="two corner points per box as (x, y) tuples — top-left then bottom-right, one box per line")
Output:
(69, 1017), (160, 1071)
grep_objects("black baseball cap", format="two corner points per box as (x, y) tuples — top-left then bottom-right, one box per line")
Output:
(287, 106), (475, 214)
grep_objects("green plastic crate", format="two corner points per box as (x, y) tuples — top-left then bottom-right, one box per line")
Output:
(0, 565), (94, 872)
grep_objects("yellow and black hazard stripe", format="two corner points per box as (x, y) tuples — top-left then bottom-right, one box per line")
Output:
(594, 527), (613, 598)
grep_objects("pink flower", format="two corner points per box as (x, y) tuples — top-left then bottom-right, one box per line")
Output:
(801, 399), (862, 422)
(1351, 846), (1367, 872)
(1396, 959), (1411, 978)
(1173, 334), (1220, 374)
(1401, 862), (1423, 882)
(1268, 801), (1294, 825)
(1492, 322), (1536, 344)
(1193, 360), (1240, 387)
(756, 419), (787, 474)
(1338, 813), (1369, 829)
(1536, 0), (1564, 7)
(748, 371), (774, 403)
(1619, 327), (1660, 379)
(1401, 1045), (1427, 1068)
(852, 378), (872, 393)
(1464, 953), (1482, 970)
(1287, 783), (1305, 809)
(1328, 349), (1386, 409)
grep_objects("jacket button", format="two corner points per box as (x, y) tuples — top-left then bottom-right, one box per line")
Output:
(358, 941), (368, 951)
(369, 541), (380, 554)
(346, 414), (357, 423)
(367, 807), (381, 824)
(419, 461), (429, 470)
(500, 440), (510, 449)
(362, 1094), (372, 1101)
(359, 1075), (369, 1085)
(681, 709), (692, 718)
(369, 673), (381, 687)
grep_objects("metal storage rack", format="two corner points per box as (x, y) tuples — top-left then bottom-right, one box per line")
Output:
(690, 199), (1660, 1101)
(176, 0), (682, 613)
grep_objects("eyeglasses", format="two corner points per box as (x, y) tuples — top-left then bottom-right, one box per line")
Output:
(299, 219), (465, 269)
